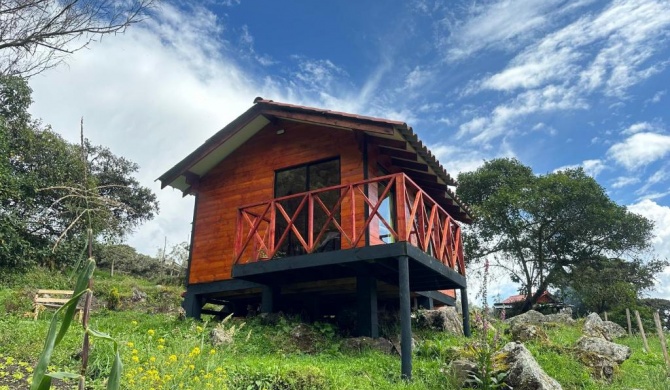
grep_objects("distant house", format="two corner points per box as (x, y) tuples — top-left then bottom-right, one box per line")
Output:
(494, 291), (569, 313)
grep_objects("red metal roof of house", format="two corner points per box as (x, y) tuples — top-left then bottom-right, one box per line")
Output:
(501, 291), (555, 304)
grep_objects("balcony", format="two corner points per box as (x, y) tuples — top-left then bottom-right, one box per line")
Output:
(232, 173), (465, 286)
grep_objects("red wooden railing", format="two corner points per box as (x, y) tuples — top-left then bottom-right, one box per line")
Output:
(233, 173), (465, 276)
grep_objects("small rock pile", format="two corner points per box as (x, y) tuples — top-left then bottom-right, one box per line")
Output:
(575, 313), (631, 381)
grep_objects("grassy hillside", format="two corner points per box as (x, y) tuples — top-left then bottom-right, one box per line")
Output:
(1, 268), (669, 389)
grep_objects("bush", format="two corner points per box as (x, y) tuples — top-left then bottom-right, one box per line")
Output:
(228, 366), (329, 390)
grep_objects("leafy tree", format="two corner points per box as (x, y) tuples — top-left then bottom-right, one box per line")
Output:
(557, 256), (666, 314)
(457, 158), (657, 312)
(0, 0), (154, 77)
(0, 75), (158, 268)
(641, 298), (670, 330)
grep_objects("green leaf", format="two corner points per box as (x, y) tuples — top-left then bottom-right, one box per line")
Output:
(107, 347), (122, 390)
(46, 371), (81, 380)
(55, 257), (95, 345)
(88, 328), (113, 341)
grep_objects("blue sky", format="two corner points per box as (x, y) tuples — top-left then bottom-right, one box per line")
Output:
(27, 0), (670, 301)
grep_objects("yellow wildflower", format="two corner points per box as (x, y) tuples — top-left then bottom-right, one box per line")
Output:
(168, 355), (178, 363)
(147, 329), (155, 336)
(126, 342), (134, 348)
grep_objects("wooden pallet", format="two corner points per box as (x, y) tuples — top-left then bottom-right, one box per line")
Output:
(33, 289), (83, 320)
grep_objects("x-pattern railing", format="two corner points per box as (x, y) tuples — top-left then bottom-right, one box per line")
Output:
(234, 173), (465, 276)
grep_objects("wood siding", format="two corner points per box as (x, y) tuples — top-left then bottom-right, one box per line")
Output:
(189, 121), (365, 284)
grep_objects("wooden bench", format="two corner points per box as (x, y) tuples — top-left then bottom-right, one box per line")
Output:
(33, 289), (83, 320)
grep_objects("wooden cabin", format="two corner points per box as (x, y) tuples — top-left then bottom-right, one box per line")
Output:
(159, 98), (473, 359)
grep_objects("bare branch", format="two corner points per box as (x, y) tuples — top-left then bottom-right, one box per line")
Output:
(0, 0), (156, 77)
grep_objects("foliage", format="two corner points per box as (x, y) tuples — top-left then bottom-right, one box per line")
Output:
(30, 257), (122, 390)
(640, 298), (670, 330)
(93, 243), (186, 284)
(556, 256), (667, 317)
(457, 158), (656, 311)
(0, 0), (155, 77)
(0, 75), (158, 269)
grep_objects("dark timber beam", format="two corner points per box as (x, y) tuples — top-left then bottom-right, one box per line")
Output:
(263, 109), (395, 135)
(378, 146), (417, 161)
(183, 292), (203, 320)
(261, 285), (281, 313)
(367, 136), (408, 150)
(390, 158), (429, 172)
(398, 255), (412, 380)
(356, 273), (379, 337)
(461, 287), (471, 337)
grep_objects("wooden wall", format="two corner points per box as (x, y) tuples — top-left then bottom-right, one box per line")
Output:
(188, 121), (365, 284)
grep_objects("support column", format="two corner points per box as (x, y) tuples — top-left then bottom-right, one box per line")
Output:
(261, 285), (280, 313)
(357, 273), (378, 337)
(416, 296), (434, 310)
(183, 292), (203, 320)
(398, 255), (412, 380)
(461, 287), (471, 337)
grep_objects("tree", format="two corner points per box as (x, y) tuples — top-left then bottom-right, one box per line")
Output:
(0, 0), (154, 77)
(0, 75), (158, 268)
(457, 158), (657, 312)
(557, 256), (667, 314)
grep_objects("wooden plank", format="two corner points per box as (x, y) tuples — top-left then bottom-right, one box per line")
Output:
(634, 310), (649, 353)
(391, 158), (429, 172)
(35, 297), (71, 304)
(36, 289), (74, 295)
(367, 136), (407, 150)
(378, 146), (417, 161)
(263, 109), (395, 135)
(653, 311), (670, 372)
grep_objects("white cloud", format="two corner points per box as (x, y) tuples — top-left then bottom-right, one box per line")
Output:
(459, 0), (670, 145)
(635, 167), (669, 196)
(554, 159), (606, 178)
(430, 141), (516, 176)
(29, 3), (273, 255)
(444, 0), (583, 61)
(611, 176), (640, 189)
(622, 122), (655, 135)
(607, 132), (670, 170)
(628, 199), (670, 299)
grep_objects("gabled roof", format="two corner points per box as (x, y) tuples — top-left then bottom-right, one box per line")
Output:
(500, 291), (557, 305)
(158, 97), (473, 223)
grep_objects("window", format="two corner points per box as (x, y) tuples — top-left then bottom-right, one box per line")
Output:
(274, 158), (340, 255)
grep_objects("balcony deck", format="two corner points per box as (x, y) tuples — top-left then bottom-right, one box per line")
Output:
(232, 173), (466, 294)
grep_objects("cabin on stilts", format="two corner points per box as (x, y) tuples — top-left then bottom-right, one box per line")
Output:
(159, 98), (473, 378)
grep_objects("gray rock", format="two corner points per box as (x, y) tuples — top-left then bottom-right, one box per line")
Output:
(583, 313), (626, 341)
(507, 310), (546, 326)
(131, 288), (147, 302)
(210, 327), (233, 346)
(416, 307), (463, 335)
(509, 322), (548, 342)
(290, 324), (318, 354)
(340, 337), (394, 354)
(495, 342), (562, 390)
(575, 336), (631, 364)
(391, 336), (418, 356)
(544, 313), (575, 325)
(450, 359), (478, 387)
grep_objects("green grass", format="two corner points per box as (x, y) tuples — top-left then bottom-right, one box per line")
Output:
(1, 268), (669, 389)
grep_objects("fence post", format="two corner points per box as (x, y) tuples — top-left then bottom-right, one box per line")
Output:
(654, 311), (670, 372)
(626, 308), (632, 336)
(604, 311), (608, 321)
(634, 310), (649, 353)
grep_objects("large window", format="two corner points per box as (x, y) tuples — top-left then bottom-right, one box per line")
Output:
(274, 158), (340, 255)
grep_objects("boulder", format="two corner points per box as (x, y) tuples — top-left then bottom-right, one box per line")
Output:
(449, 359), (478, 387)
(210, 327), (233, 346)
(506, 310), (546, 326)
(289, 324), (319, 354)
(509, 322), (548, 342)
(495, 342), (562, 390)
(340, 337), (394, 354)
(575, 336), (631, 364)
(416, 307), (463, 335)
(131, 288), (147, 303)
(582, 313), (626, 341)
(390, 336), (418, 356)
(543, 313), (575, 325)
